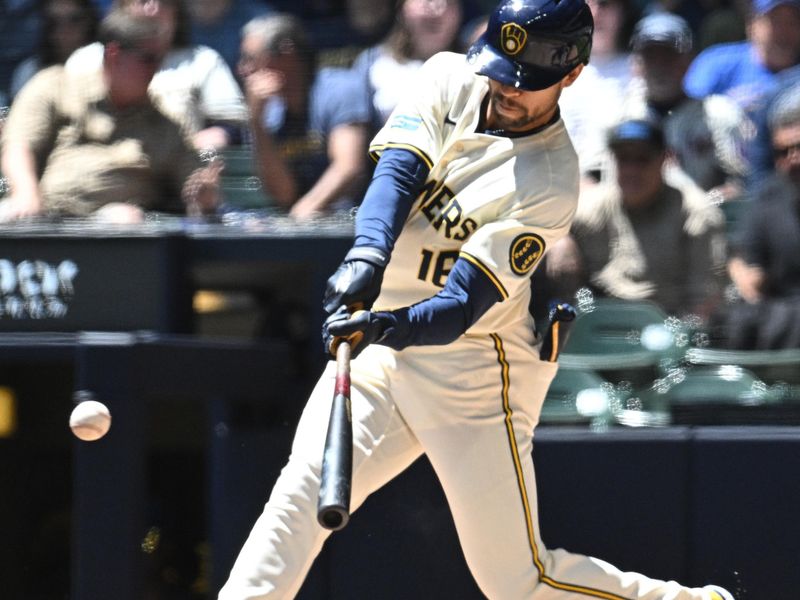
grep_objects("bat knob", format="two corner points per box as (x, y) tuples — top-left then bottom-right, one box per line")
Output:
(552, 303), (577, 323)
(318, 506), (350, 531)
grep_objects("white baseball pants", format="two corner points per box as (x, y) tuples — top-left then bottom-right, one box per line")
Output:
(219, 335), (723, 600)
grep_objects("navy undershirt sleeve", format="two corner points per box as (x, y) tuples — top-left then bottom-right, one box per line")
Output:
(378, 257), (504, 349)
(353, 148), (430, 255)
(352, 148), (501, 347)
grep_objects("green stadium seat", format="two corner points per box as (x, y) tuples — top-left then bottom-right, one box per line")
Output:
(685, 347), (800, 387)
(220, 148), (258, 178)
(659, 365), (770, 406)
(637, 365), (787, 425)
(558, 299), (684, 384)
(542, 367), (614, 425)
(220, 176), (274, 210)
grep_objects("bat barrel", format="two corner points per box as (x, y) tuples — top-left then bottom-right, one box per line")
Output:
(317, 341), (353, 531)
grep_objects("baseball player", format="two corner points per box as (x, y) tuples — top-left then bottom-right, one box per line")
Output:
(219, 1), (734, 598)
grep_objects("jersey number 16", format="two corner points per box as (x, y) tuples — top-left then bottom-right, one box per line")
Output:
(417, 249), (459, 288)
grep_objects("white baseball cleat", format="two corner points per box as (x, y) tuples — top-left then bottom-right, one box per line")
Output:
(703, 584), (735, 600)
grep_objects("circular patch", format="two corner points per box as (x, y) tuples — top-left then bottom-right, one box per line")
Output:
(509, 233), (545, 276)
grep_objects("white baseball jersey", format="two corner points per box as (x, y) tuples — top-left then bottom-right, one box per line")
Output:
(219, 51), (729, 600)
(370, 52), (578, 339)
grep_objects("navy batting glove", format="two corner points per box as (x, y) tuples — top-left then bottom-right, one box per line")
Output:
(322, 306), (395, 359)
(322, 247), (389, 315)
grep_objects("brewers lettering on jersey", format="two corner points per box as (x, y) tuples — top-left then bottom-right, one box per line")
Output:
(219, 1), (735, 599)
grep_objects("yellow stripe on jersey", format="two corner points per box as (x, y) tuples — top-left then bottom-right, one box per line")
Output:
(459, 252), (508, 300)
(368, 143), (434, 170)
(491, 333), (633, 600)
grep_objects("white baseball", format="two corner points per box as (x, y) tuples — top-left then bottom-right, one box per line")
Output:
(69, 400), (112, 441)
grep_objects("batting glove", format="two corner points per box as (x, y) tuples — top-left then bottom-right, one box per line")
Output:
(322, 247), (389, 315)
(323, 306), (395, 358)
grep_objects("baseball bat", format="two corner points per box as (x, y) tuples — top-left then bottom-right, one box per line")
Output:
(317, 339), (353, 531)
(539, 302), (577, 362)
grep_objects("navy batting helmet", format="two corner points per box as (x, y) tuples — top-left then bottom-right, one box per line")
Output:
(467, 0), (594, 91)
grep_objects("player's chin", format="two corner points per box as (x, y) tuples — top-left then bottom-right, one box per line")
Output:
(494, 99), (523, 118)
(497, 114), (535, 132)
(491, 105), (525, 127)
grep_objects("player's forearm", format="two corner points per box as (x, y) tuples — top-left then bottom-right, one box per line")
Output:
(250, 122), (297, 208)
(378, 258), (502, 349)
(295, 123), (368, 211)
(1, 141), (43, 201)
(293, 155), (365, 214)
(322, 149), (431, 312)
(354, 148), (430, 254)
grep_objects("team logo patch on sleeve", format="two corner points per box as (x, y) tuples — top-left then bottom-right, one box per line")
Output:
(509, 233), (545, 275)
(389, 114), (423, 131)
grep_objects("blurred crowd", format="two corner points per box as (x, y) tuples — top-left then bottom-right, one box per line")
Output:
(1, 0), (800, 351)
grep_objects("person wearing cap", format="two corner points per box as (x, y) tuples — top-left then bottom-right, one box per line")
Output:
(626, 12), (695, 119)
(684, 0), (800, 117)
(723, 80), (800, 349)
(624, 12), (750, 198)
(546, 118), (726, 320)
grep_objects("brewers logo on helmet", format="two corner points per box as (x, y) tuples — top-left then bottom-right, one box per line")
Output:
(467, 0), (594, 90)
(501, 23), (528, 56)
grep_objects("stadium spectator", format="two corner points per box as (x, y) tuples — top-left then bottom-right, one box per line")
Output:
(625, 13), (695, 120)
(188, 0), (272, 73)
(683, 0), (800, 119)
(724, 82), (800, 349)
(0, 0), (40, 100)
(741, 61), (800, 187)
(0, 10), (219, 223)
(350, 0), (464, 133)
(559, 0), (639, 184)
(66, 0), (247, 151)
(623, 12), (749, 199)
(639, 0), (710, 35)
(297, 0), (396, 69)
(341, 0), (395, 48)
(695, 0), (747, 50)
(239, 14), (370, 219)
(546, 119), (726, 320)
(10, 0), (100, 99)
